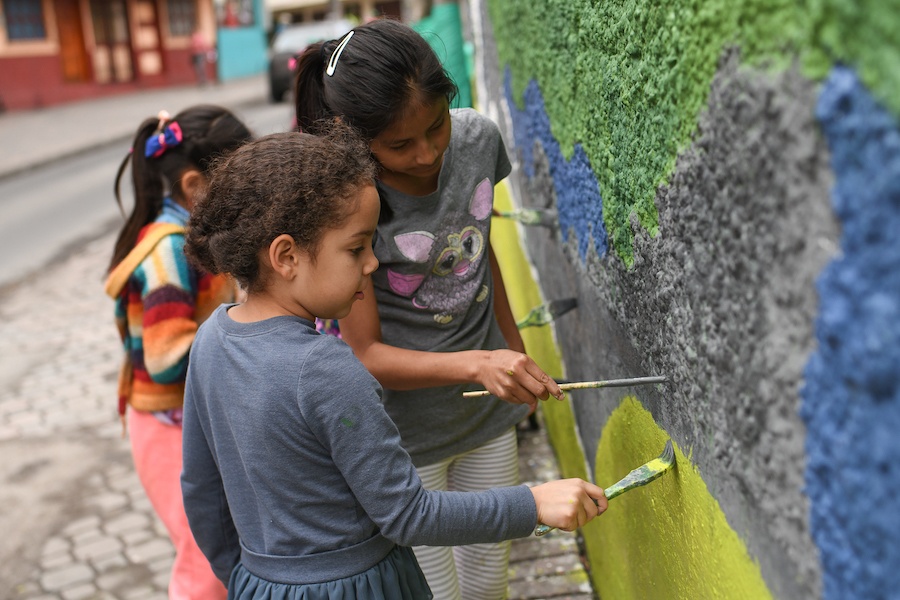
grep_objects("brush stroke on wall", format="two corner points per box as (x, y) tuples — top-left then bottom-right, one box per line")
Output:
(592, 397), (772, 599)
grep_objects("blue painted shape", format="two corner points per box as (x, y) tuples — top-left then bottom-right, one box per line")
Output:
(504, 69), (608, 260)
(801, 65), (900, 600)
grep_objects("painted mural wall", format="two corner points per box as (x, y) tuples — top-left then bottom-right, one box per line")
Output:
(467, 0), (900, 598)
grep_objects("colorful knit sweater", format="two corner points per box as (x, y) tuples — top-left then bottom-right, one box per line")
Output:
(111, 199), (235, 415)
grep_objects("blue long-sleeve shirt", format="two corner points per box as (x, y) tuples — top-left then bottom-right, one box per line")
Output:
(181, 305), (537, 585)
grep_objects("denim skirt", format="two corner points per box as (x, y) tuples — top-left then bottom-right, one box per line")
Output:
(227, 545), (433, 600)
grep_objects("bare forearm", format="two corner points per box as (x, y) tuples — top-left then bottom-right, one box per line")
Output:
(340, 280), (562, 404)
(352, 340), (490, 391)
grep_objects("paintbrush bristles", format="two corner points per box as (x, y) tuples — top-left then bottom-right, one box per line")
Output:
(604, 440), (675, 501)
(516, 304), (556, 329)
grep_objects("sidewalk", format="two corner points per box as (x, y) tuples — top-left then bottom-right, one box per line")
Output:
(0, 80), (595, 599)
(0, 74), (268, 180)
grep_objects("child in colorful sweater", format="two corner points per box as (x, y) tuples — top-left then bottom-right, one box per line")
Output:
(105, 105), (251, 599)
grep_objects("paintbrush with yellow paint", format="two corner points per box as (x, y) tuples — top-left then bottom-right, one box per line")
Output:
(534, 439), (676, 536)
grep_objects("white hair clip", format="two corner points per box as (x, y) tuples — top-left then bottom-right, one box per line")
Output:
(325, 31), (354, 77)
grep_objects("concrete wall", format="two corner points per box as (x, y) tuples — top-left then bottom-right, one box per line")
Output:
(468, 0), (900, 598)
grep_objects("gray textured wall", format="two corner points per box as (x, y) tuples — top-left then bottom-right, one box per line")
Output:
(469, 0), (838, 594)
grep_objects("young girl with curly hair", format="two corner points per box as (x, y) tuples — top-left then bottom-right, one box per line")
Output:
(180, 125), (607, 599)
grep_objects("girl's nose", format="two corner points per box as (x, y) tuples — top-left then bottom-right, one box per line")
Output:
(364, 251), (379, 275)
(415, 139), (439, 166)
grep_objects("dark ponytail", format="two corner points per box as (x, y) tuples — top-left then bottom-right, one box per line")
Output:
(293, 41), (332, 133)
(293, 17), (457, 140)
(108, 105), (252, 271)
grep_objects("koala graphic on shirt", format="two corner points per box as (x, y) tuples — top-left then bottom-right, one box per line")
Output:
(386, 178), (493, 324)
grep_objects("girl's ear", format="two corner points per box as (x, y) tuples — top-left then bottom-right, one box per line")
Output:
(267, 234), (300, 280)
(179, 168), (206, 210)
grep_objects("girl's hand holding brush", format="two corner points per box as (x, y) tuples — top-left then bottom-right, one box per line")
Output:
(477, 349), (565, 408)
(530, 479), (608, 532)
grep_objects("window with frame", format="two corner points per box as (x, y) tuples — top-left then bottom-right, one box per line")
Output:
(4, 0), (47, 40)
(167, 0), (196, 37)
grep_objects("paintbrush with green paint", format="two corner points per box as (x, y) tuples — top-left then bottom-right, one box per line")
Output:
(534, 439), (676, 536)
(516, 297), (577, 329)
(493, 207), (558, 227)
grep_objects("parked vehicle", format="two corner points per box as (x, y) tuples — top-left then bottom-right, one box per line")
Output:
(268, 19), (354, 103)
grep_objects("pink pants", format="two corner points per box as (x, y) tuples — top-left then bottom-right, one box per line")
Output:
(129, 409), (227, 600)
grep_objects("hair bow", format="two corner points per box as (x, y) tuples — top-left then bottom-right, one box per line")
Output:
(144, 121), (184, 158)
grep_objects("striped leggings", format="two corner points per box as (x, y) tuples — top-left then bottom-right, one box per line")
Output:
(413, 428), (519, 600)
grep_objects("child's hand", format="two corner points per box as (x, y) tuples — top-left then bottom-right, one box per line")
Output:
(530, 479), (607, 532)
(480, 350), (564, 407)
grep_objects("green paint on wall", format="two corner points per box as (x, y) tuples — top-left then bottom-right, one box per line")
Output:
(488, 0), (900, 266)
(585, 397), (772, 599)
(804, 0), (900, 115)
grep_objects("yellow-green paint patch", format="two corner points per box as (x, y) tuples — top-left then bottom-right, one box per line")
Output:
(490, 182), (588, 482)
(586, 397), (772, 599)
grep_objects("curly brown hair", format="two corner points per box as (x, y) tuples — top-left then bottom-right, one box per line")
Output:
(185, 122), (376, 293)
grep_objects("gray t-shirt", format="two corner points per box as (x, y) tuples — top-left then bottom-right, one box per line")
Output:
(181, 305), (537, 585)
(373, 108), (529, 466)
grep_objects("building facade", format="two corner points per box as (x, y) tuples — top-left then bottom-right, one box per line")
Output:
(266, 0), (401, 26)
(0, 0), (266, 111)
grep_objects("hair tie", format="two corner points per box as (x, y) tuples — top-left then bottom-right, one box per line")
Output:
(144, 121), (183, 158)
(326, 31), (354, 77)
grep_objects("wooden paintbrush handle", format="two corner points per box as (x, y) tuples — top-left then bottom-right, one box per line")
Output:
(462, 376), (667, 399)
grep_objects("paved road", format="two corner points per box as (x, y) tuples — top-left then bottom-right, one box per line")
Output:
(0, 76), (594, 599)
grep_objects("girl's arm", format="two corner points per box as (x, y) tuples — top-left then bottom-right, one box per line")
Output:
(339, 283), (563, 407)
(311, 350), (607, 546)
(489, 243), (526, 354)
(181, 380), (240, 585)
